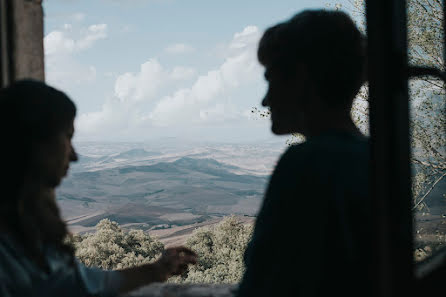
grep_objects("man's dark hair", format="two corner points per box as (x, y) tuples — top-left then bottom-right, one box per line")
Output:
(258, 10), (366, 107)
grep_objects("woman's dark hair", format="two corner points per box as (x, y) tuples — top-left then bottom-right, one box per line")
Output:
(0, 79), (77, 266)
(258, 10), (366, 107)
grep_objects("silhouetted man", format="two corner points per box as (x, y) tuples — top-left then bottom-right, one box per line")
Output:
(237, 10), (372, 297)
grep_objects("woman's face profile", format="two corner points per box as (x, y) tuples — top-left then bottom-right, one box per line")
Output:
(31, 119), (78, 188)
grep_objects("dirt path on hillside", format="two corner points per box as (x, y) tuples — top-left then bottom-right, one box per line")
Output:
(149, 216), (255, 247)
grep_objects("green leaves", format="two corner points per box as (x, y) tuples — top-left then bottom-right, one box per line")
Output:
(172, 216), (253, 284)
(71, 216), (253, 284)
(73, 218), (164, 270)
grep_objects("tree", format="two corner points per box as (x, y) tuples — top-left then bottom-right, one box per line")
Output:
(72, 219), (164, 270)
(70, 217), (253, 283)
(171, 216), (253, 284)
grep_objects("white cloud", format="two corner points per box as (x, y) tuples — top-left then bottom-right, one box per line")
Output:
(76, 59), (198, 138)
(44, 23), (107, 56)
(230, 26), (259, 50)
(114, 59), (166, 102)
(46, 57), (97, 87)
(165, 43), (195, 54)
(76, 96), (131, 138)
(44, 31), (76, 55)
(44, 22), (107, 93)
(113, 59), (196, 103)
(76, 24), (108, 50)
(199, 103), (242, 123)
(149, 70), (224, 126)
(76, 25), (263, 140)
(171, 66), (196, 80)
(149, 25), (262, 126)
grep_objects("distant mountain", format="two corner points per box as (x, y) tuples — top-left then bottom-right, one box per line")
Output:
(71, 149), (161, 172)
(114, 148), (160, 159)
(75, 154), (103, 164)
(58, 157), (267, 230)
(70, 142), (284, 176)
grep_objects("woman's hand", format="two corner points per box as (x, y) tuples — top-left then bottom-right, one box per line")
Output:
(154, 246), (198, 281)
(118, 246), (197, 295)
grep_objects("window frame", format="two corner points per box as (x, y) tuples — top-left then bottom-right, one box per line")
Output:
(366, 0), (446, 296)
(0, 0), (13, 87)
(1, 0), (445, 295)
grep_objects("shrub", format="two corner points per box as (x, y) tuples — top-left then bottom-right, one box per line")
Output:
(72, 219), (164, 270)
(172, 216), (253, 284)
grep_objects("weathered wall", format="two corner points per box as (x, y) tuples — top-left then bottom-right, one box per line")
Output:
(11, 0), (44, 81)
(126, 283), (238, 297)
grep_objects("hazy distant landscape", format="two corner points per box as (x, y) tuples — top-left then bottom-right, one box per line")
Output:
(58, 140), (285, 238)
(58, 139), (446, 250)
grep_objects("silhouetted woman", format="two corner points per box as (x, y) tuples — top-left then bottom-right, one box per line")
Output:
(0, 80), (196, 297)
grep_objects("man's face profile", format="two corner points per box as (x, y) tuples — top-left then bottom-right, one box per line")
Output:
(262, 62), (311, 136)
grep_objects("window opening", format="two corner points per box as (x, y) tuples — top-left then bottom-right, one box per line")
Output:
(2, 0), (445, 295)
(408, 0), (446, 274)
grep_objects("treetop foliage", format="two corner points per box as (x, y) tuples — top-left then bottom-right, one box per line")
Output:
(71, 216), (253, 283)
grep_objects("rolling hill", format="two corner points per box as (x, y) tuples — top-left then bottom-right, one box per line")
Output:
(58, 156), (268, 233)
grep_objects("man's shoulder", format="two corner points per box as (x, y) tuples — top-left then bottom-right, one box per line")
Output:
(283, 133), (369, 157)
(276, 134), (369, 174)
(272, 143), (314, 179)
(278, 141), (319, 165)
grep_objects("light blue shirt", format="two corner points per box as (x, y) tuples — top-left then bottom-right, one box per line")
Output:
(0, 234), (123, 297)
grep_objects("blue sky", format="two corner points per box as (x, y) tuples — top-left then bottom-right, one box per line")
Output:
(42, 0), (354, 142)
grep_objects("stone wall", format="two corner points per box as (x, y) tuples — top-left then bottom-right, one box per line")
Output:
(11, 0), (45, 81)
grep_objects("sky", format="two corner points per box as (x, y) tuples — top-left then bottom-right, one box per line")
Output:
(42, 0), (354, 143)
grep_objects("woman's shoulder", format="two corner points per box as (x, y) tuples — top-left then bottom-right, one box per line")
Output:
(0, 233), (37, 287)
(0, 233), (73, 279)
(0, 232), (26, 262)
